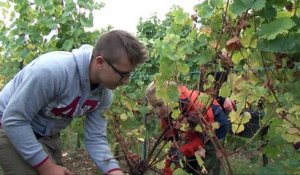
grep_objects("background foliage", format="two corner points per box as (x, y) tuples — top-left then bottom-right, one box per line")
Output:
(0, 0), (299, 174)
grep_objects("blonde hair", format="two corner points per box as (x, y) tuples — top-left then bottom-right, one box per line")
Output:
(145, 80), (178, 102)
(145, 81), (157, 103)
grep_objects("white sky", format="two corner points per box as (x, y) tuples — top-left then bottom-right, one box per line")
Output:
(93, 0), (202, 33)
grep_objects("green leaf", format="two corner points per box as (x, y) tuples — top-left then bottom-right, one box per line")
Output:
(172, 109), (181, 119)
(173, 168), (190, 175)
(259, 6), (277, 21)
(251, 0), (267, 11)
(80, 14), (93, 27)
(194, 2), (214, 19)
(196, 34), (208, 48)
(257, 33), (300, 52)
(176, 40), (190, 57)
(177, 63), (189, 75)
(198, 93), (211, 106)
(195, 48), (214, 65)
(177, 39), (194, 55)
(62, 40), (73, 51)
(240, 25), (257, 48)
(163, 34), (181, 49)
(173, 8), (189, 25)
(210, 0), (223, 8)
(167, 84), (179, 102)
(20, 48), (29, 58)
(159, 57), (175, 79)
(219, 84), (231, 97)
(232, 50), (247, 65)
(263, 144), (280, 159)
(44, 0), (55, 15)
(258, 18), (296, 40)
(230, 0), (266, 16)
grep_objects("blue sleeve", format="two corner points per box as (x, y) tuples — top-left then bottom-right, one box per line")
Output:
(84, 91), (120, 173)
(1, 64), (63, 166)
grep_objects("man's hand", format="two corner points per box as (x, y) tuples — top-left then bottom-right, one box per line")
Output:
(107, 170), (125, 175)
(36, 159), (72, 175)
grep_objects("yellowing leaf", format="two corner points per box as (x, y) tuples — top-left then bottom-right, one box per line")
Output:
(229, 110), (239, 123)
(240, 111), (251, 124)
(276, 108), (286, 114)
(195, 125), (203, 132)
(207, 129), (214, 137)
(200, 26), (212, 35)
(180, 122), (188, 131)
(137, 137), (145, 142)
(281, 133), (300, 143)
(26, 43), (35, 50)
(155, 161), (165, 170)
(198, 93), (211, 106)
(287, 128), (299, 134)
(195, 150), (205, 166)
(0, 75), (5, 90)
(289, 105), (300, 114)
(212, 122), (220, 129)
(232, 123), (245, 133)
(124, 101), (133, 111)
(120, 113), (128, 121)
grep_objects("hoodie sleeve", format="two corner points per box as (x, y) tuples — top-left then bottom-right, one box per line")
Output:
(1, 64), (63, 167)
(84, 90), (120, 174)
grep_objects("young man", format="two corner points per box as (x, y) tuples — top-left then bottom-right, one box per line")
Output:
(0, 30), (148, 175)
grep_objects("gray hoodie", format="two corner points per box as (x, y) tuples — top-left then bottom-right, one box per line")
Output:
(0, 45), (120, 173)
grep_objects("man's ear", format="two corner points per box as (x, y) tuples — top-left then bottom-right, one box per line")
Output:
(95, 56), (105, 68)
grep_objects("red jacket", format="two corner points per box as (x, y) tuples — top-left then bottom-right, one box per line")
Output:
(161, 86), (224, 175)
(178, 86), (215, 124)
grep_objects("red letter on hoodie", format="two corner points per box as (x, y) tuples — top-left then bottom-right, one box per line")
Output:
(51, 96), (80, 117)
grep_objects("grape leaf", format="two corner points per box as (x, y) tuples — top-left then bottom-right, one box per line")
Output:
(258, 17), (296, 40)
(194, 2), (214, 19)
(230, 0), (266, 16)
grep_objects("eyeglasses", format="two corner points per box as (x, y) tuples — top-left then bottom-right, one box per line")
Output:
(102, 56), (133, 82)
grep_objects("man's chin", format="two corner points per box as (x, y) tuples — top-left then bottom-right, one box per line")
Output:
(107, 82), (124, 90)
(107, 86), (117, 90)
(107, 84), (120, 90)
